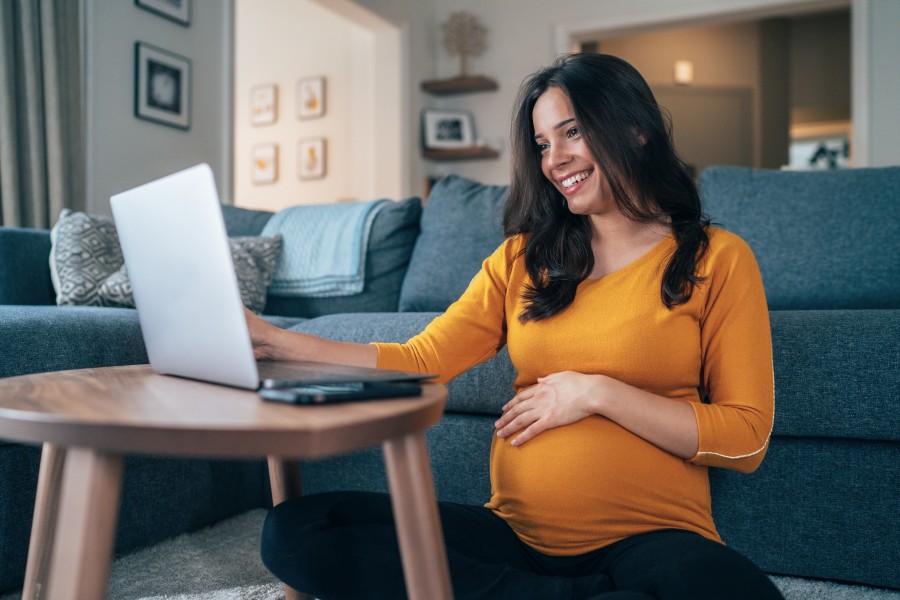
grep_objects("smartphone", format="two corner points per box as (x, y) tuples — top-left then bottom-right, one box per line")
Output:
(259, 381), (422, 405)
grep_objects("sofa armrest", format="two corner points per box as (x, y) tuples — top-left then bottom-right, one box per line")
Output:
(0, 227), (55, 305)
(770, 309), (900, 441)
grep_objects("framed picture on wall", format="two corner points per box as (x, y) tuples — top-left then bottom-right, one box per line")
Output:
(298, 138), (326, 179)
(135, 0), (191, 26)
(422, 109), (475, 149)
(297, 76), (326, 119)
(252, 144), (278, 184)
(250, 84), (278, 126)
(134, 42), (191, 130)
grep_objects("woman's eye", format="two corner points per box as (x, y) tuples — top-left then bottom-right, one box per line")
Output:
(537, 143), (550, 154)
(566, 126), (579, 139)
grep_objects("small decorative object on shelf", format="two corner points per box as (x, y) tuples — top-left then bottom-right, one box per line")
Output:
(421, 11), (497, 97)
(442, 11), (487, 78)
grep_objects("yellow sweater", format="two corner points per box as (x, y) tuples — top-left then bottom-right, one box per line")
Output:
(374, 227), (774, 555)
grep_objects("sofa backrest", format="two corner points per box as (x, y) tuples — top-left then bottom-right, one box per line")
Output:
(700, 166), (900, 310)
(399, 175), (509, 312)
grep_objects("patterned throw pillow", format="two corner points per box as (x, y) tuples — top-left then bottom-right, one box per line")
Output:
(49, 210), (123, 306)
(50, 210), (282, 313)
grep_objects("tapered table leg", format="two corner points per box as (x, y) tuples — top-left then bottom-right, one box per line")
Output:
(44, 447), (123, 600)
(383, 433), (453, 600)
(266, 457), (312, 600)
(22, 443), (66, 600)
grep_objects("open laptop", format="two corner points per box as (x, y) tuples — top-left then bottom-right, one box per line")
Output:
(110, 163), (433, 391)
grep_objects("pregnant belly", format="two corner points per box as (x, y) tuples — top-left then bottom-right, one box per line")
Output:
(487, 415), (717, 555)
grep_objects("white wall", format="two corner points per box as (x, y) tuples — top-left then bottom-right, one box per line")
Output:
(233, 0), (404, 211)
(354, 0), (897, 190)
(83, 0), (233, 215)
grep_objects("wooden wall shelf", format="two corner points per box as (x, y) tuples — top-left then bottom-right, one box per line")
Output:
(422, 146), (499, 161)
(420, 76), (498, 96)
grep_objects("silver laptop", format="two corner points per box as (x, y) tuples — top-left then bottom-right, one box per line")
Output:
(110, 163), (432, 390)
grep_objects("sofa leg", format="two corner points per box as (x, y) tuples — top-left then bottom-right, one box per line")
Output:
(23, 443), (67, 600)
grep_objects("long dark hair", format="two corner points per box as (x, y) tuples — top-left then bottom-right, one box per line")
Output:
(504, 53), (710, 322)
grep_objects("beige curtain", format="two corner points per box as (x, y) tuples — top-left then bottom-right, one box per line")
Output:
(0, 0), (83, 229)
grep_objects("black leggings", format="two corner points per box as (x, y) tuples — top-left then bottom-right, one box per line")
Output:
(260, 491), (785, 600)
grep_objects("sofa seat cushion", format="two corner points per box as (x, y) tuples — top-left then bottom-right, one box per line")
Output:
(770, 309), (900, 442)
(399, 176), (508, 312)
(264, 197), (422, 318)
(0, 305), (148, 379)
(291, 313), (516, 414)
(700, 166), (900, 310)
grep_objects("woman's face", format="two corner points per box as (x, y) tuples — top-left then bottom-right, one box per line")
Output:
(532, 86), (615, 217)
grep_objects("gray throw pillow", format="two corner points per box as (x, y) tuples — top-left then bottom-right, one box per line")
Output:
(398, 175), (508, 312)
(50, 210), (281, 313)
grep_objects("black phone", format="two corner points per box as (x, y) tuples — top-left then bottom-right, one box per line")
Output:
(259, 381), (422, 405)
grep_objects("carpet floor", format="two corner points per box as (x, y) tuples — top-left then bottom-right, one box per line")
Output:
(1, 509), (898, 599)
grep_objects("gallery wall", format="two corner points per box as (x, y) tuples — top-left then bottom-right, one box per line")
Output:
(232, 0), (405, 212)
(82, 0), (233, 215)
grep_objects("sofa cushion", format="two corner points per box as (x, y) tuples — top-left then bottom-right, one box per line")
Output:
(399, 175), (508, 312)
(220, 205), (274, 236)
(0, 305), (148, 379)
(0, 227), (55, 305)
(769, 309), (900, 442)
(290, 312), (516, 414)
(699, 166), (900, 310)
(264, 197), (422, 318)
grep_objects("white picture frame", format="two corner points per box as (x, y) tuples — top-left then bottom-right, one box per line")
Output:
(252, 144), (278, 184)
(422, 109), (475, 149)
(250, 84), (278, 126)
(298, 138), (326, 180)
(297, 76), (326, 119)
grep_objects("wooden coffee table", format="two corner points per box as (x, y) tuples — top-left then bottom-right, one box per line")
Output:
(0, 364), (453, 600)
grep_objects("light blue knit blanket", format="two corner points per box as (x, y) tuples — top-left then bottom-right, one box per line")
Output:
(261, 199), (387, 297)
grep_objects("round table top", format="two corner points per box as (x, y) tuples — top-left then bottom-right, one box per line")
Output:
(0, 365), (446, 458)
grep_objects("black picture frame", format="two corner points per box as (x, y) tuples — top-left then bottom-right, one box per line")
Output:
(135, 0), (191, 26)
(134, 42), (191, 131)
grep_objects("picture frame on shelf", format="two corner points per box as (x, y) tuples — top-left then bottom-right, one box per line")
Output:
(422, 109), (475, 149)
(135, 0), (190, 26)
(298, 138), (326, 180)
(134, 42), (191, 130)
(252, 144), (278, 184)
(250, 84), (278, 126)
(297, 76), (326, 119)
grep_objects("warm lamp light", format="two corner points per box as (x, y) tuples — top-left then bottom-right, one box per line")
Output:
(674, 60), (694, 85)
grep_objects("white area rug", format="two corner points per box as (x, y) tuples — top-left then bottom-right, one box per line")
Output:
(1, 508), (897, 599)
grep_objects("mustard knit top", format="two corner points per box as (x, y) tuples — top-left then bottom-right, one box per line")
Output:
(374, 227), (774, 556)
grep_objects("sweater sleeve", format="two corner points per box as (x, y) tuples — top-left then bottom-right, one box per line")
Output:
(688, 232), (775, 473)
(372, 236), (519, 383)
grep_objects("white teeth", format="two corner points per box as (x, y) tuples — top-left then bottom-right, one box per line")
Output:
(562, 171), (590, 188)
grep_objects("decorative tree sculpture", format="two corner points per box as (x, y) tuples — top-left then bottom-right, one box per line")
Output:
(441, 11), (487, 78)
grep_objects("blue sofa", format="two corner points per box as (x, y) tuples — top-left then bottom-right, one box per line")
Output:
(0, 167), (898, 598)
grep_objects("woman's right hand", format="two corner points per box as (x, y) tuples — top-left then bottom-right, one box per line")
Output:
(244, 307), (280, 360)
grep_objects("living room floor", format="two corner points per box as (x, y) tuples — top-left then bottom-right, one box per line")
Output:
(2, 509), (898, 600)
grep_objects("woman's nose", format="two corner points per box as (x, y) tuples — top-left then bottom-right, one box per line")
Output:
(546, 143), (571, 169)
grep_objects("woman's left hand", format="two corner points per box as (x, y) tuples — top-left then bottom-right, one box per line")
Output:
(495, 371), (601, 446)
